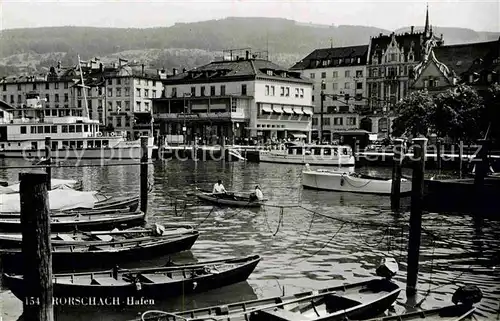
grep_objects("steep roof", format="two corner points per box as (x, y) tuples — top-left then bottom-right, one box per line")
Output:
(433, 40), (499, 77)
(369, 32), (425, 63)
(290, 45), (368, 70)
(163, 58), (311, 85)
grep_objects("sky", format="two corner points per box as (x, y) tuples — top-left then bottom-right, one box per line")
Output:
(0, 0), (499, 32)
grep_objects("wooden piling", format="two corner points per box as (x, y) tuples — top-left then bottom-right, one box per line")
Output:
(45, 137), (52, 190)
(140, 136), (148, 214)
(436, 138), (442, 175)
(474, 139), (489, 188)
(20, 172), (54, 321)
(406, 137), (427, 297)
(391, 139), (404, 212)
(459, 140), (463, 179)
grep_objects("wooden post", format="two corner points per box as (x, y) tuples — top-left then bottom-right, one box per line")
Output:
(20, 172), (54, 321)
(157, 135), (164, 160)
(391, 139), (404, 212)
(406, 137), (427, 297)
(44, 137), (51, 190)
(474, 139), (489, 188)
(140, 136), (148, 214)
(459, 140), (463, 179)
(436, 138), (442, 175)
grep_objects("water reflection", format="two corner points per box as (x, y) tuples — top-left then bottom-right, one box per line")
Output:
(0, 158), (498, 321)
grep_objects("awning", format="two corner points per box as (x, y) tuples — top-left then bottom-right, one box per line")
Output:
(292, 133), (307, 139)
(262, 105), (273, 113)
(302, 108), (313, 115)
(282, 106), (294, 114)
(272, 106), (283, 113)
(293, 107), (303, 115)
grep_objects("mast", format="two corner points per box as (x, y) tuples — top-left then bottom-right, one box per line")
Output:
(77, 54), (90, 118)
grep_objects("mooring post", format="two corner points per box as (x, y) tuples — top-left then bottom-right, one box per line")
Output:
(459, 140), (464, 179)
(406, 137), (428, 297)
(140, 136), (149, 214)
(157, 135), (164, 160)
(20, 172), (54, 321)
(44, 136), (52, 190)
(436, 138), (442, 175)
(391, 139), (404, 212)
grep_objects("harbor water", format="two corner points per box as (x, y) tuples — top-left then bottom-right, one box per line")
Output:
(0, 158), (499, 321)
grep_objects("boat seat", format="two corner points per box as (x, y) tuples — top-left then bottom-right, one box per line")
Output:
(137, 273), (172, 284)
(90, 277), (129, 285)
(55, 234), (76, 242)
(323, 294), (361, 313)
(94, 234), (113, 242)
(215, 305), (229, 315)
(88, 245), (107, 251)
(253, 308), (311, 321)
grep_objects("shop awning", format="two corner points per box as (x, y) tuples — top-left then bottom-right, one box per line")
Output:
(272, 106), (283, 113)
(302, 108), (313, 115)
(262, 105), (273, 113)
(282, 106), (294, 114)
(293, 107), (303, 114)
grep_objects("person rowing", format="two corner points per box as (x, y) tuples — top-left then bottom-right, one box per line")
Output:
(249, 185), (264, 202)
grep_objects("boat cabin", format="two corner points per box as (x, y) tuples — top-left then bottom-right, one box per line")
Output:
(284, 143), (352, 157)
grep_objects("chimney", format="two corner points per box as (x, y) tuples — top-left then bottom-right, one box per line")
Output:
(173, 68), (178, 76)
(57, 61), (61, 69)
(141, 64), (145, 76)
(245, 50), (249, 60)
(182, 68), (186, 73)
(99, 63), (103, 72)
(379, 33), (382, 37)
(411, 26), (414, 34)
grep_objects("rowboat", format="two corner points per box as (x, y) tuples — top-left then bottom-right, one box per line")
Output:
(137, 278), (401, 321)
(195, 189), (265, 208)
(93, 196), (139, 211)
(0, 178), (82, 194)
(365, 304), (476, 321)
(0, 230), (200, 272)
(302, 168), (412, 195)
(0, 211), (146, 232)
(0, 206), (135, 219)
(0, 223), (194, 247)
(3, 255), (259, 301)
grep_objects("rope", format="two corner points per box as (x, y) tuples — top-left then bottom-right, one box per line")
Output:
(292, 223), (346, 265)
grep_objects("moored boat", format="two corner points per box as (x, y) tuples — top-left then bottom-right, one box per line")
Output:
(3, 255), (259, 300)
(0, 211), (146, 232)
(196, 191), (264, 208)
(302, 167), (412, 195)
(365, 304), (476, 321)
(0, 230), (200, 272)
(136, 278), (401, 321)
(0, 178), (82, 194)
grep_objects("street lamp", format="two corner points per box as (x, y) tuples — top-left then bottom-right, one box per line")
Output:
(320, 80), (325, 144)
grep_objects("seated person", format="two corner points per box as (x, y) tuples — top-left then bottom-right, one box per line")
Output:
(212, 180), (227, 194)
(249, 185), (264, 202)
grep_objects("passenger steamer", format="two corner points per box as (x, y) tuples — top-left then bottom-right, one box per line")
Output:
(0, 94), (153, 160)
(259, 142), (355, 168)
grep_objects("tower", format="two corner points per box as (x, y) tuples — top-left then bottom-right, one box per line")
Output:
(424, 3), (431, 38)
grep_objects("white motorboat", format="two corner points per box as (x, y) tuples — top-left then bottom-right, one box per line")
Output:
(302, 167), (412, 195)
(259, 142), (355, 167)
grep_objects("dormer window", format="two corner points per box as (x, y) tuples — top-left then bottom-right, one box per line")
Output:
(322, 60), (329, 67)
(469, 74), (474, 83)
(339, 58), (343, 64)
(357, 57), (361, 64)
(408, 53), (414, 62)
(487, 74), (493, 82)
(266, 70), (273, 76)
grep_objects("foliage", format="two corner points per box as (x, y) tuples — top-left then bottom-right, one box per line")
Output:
(392, 90), (435, 137)
(480, 83), (500, 145)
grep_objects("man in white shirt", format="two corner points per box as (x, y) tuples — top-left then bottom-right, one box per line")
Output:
(254, 185), (264, 201)
(212, 180), (227, 194)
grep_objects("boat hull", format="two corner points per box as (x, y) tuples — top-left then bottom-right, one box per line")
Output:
(302, 170), (412, 195)
(0, 231), (199, 272)
(365, 304), (476, 320)
(260, 151), (355, 167)
(196, 193), (263, 208)
(3, 255), (259, 300)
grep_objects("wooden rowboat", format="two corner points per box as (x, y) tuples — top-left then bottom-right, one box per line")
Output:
(0, 207), (134, 219)
(3, 255), (259, 301)
(0, 211), (146, 232)
(196, 189), (265, 208)
(0, 230), (200, 272)
(365, 304), (476, 321)
(94, 196), (139, 211)
(137, 278), (401, 321)
(0, 224), (195, 247)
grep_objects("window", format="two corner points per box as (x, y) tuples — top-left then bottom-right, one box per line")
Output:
(322, 118), (331, 125)
(45, 94), (50, 102)
(321, 72), (326, 78)
(231, 99), (237, 112)
(171, 87), (177, 97)
(356, 82), (363, 90)
(333, 83), (338, 90)
(280, 87), (285, 97)
(344, 82), (351, 89)
(116, 78), (121, 86)
(210, 86), (216, 96)
(322, 60), (330, 67)
(312, 118), (318, 126)
(116, 101), (122, 111)
(300, 89), (304, 98)
(17, 95), (21, 103)
(270, 86), (275, 96)
(45, 83), (49, 90)
(108, 79), (112, 85)
(125, 101), (130, 111)
(76, 125), (82, 133)
(55, 83), (59, 89)
(191, 86), (196, 96)
(390, 53), (397, 62)
(241, 84), (247, 96)
(309, 73), (315, 79)
(334, 117), (343, 125)
(321, 82), (326, 90)
(312, 95), (315, 102)
(33, 83), (37, 90)
(220, 85), (226, 96)
(145, 102), (150, 111)
(107, 88), (112, 97)
(116, 88), (121, 97)
(20, 126), (26, 134)
(55, 94), (59, 102)
(108, 101), (113, 111)
(200, 86), (206, 96)
(144, 89), (149, 98)
(124, 88), (129, 96)
(345, 70), (350, 78)
(265, 85), (270, 96)
(136, 101), (141, 110)
(266, 70), (273, 76)
(136, 88), (141, 97)
(356, 70), (363, 78)
(64, 93), (68, 102)
(77, 100), (82, 108)
(332, 71), (338, 78)
(295, 88), (299, 98)
(116, 117), (122, 127)
(152, 90), (157, 98)
(424, 80), (429, 88)
(347, 117), (356, 126)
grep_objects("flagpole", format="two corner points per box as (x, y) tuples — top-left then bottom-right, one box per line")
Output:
(77, 55), (90, 119)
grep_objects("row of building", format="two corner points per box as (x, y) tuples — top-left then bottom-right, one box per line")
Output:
(1, 6), (499, 144)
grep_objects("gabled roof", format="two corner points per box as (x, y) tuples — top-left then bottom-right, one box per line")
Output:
(163, 58), (311, 85)
(369, 32), (426, 63)
(433, 40), (499, 77)
(290, 45), (368, 70)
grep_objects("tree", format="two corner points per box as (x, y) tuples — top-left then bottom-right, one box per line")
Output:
(433, 85), (484, 142)
(480, 84), (500, 147)
(392, 90), (435, 138)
